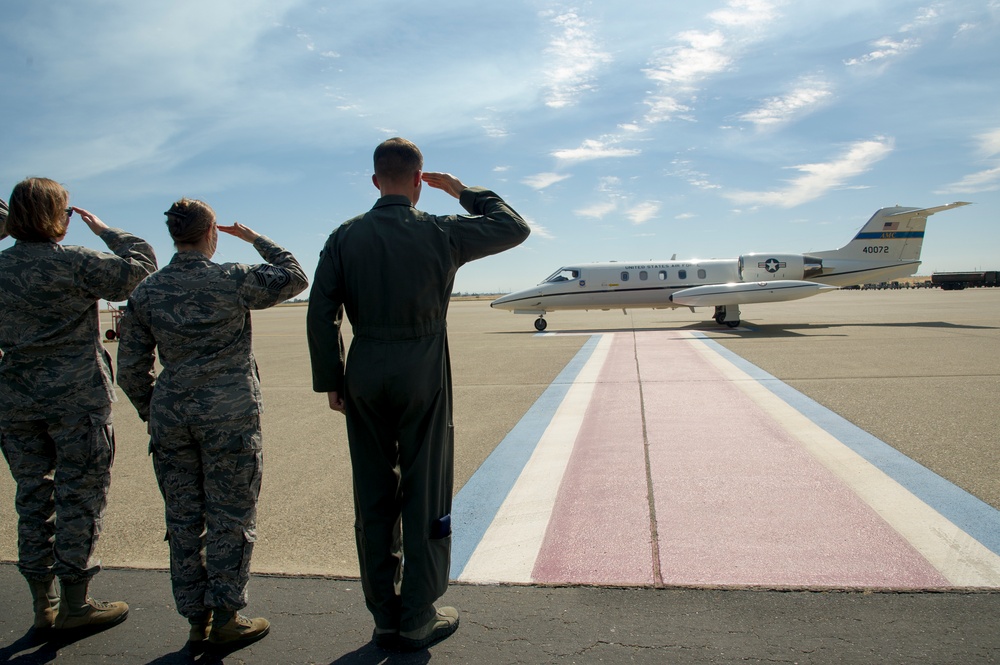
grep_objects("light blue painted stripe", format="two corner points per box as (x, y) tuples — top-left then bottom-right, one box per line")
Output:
(450, 335), (602, 579)
(694, 333), (1000, 557)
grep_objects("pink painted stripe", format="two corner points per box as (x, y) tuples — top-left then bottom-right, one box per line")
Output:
(533, 331), (949, 587)
(639, 331), (948, 587)
(532, 333), (655, 585)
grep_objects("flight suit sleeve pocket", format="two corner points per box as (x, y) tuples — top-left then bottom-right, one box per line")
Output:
(430, 514), (451, 540)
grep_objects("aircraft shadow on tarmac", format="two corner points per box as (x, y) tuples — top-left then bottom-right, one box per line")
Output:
(714, 320), (1000, 338)
(496, 320), (998, 338)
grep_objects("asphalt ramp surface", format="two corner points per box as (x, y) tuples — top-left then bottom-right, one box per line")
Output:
(1, 564), (999, 664)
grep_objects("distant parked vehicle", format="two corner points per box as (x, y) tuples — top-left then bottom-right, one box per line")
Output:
(931, 271), (1000, 290)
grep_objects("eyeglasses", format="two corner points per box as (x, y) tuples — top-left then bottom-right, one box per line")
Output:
(65, 207), (73, 219)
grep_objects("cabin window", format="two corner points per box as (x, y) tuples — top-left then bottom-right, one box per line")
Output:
(697, 269), (706, 279)
(639, 271), (648, 281)
(620, 271), (630, 282)
(658, 270), (667, 280)
(678, 270), (687, 280)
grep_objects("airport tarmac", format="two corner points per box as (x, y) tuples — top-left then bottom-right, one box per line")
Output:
(1, 288), (999, 663)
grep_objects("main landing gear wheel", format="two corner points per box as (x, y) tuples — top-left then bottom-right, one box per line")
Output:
(714, 305), (740, 328)
(534, 317), (547, 331)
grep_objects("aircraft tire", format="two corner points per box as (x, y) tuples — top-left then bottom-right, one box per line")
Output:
(534, 318), (547, 331)
(726, 320), (740, 328)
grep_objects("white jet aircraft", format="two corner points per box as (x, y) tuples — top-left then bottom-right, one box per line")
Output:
(491, 202), (971, 330)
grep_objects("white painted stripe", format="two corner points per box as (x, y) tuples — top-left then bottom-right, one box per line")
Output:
(687, 333), (1000, 586)
(458, 334), (614, 583)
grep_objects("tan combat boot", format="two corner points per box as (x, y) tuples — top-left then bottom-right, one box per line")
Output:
(188, 611), (213, 645)
(398, 606), (460, 651)
(27, 578), (60, 630)
(208, 611), (270, 647)
(53, 579), (129, 631)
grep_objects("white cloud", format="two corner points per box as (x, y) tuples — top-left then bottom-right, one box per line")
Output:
(575, 201), (618, 219)
(669, 160), (722, 191)
(526, 217), (556, 239)
(552, 139), (641, 162)
(900, 6), (941, 33)
(935, 128), (1000, 194)
(936, 166), (1000, 194)
(542, 9), (613, 109)
(628, 201), (662, 224)
(739, 76), (833, 129)
(522, 172), (571, 190)
(709, 0), (779, 29)
(977, 128), (1000, 157)
(639, 1), (778, 125)
(844, 37), (920, 67)
(645, 30), (730, 87)
(725, 138), (894, 207)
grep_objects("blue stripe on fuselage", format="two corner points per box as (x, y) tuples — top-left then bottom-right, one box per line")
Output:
(855, 231), (925, 240)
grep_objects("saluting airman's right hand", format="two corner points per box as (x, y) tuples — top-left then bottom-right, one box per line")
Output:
(73, 207), (109, 236)
(219, 222), (261, 243)
(422, 172), (467, 199)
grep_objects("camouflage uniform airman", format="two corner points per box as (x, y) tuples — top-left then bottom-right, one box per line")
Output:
(116, 236), (307, 622)
(0, 227), (157, 585)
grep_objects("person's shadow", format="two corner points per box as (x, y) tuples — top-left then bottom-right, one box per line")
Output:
(0, 628), (57, 664)
(142, 641), (253, 664)
(0, 622), (125, 664)
(328, 641), (431, 665)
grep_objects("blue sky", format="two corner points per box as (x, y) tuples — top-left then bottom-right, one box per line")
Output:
(2, 0), (998, 294)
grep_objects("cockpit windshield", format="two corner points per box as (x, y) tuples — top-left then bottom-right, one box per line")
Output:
(542, 267), (581, 284)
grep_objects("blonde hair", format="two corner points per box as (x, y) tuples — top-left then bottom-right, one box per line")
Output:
(164, 198), (215, 245)
(6, 178), (69, 242)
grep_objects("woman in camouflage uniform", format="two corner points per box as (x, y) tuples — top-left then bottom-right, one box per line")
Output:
(116, 198), (307, 649)
(0, 178), (157, 633)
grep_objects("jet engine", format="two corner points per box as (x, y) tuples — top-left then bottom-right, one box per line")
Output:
(738, 253), (823, 281)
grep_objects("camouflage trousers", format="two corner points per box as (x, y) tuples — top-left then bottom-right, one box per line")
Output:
(150, 414), (263, 620)
(0, 407), (115, 583)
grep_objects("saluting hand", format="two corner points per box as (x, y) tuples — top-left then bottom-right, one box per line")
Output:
(73, 207), (109, 236)
(422, 172), (467, 200)
(218, 222), (261, 243)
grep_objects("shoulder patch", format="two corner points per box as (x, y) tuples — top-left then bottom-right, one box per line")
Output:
(251, 265), (291, 290)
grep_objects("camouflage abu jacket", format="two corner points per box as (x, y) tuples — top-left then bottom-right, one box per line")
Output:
(116, 235), (308, 425)
(0, 229), (157, 421)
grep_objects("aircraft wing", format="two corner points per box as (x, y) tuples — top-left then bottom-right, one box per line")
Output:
(670, 280), (839, 307)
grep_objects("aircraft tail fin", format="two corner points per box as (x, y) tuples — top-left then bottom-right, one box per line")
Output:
(821, 202), (970, 262)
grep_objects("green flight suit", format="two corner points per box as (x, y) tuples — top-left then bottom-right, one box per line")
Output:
(307, 187), (529, 632)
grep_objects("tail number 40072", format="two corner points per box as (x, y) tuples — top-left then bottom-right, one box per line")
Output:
(863, 245), (890, 254)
